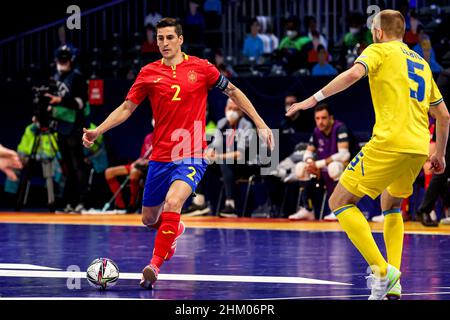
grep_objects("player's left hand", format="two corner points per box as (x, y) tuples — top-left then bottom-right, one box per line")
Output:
(257, 124), (275, 151)
(285, 96), (318, 117)
(430, 153), (446, 174)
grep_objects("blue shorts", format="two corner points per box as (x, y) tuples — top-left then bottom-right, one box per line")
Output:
(142, 158), (209, 207)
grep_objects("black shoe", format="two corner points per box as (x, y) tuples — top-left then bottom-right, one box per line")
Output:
(219, 205), (238, 218)
(421, 212), (439, 227)
(182, 203), (211, 216)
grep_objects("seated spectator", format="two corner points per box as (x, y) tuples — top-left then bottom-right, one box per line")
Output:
(278, 18), (312, 52)
(307, 31), (331, 64)
(288, 104), (355, 221)
(242, 18), (265, 64)
(141, 24), (159, 55)
(104, 132), (153, 212)
(254, 94), (315, 217)
(413, 30), (442, 74)
(276, 17), (312, 73)
(342, 12), (372, 50)
(305, 16), (328, 49)
(258, 22), (279, 55)
(206, 99), (255, 218)
(279, 93), (315, 159)
(312, 45), (338, 76)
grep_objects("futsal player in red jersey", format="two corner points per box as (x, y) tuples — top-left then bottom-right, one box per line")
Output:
(82, 17), (274, 289)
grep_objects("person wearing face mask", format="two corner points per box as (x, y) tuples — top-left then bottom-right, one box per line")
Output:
(343, 12), (373, 50)
(206, 99), (255, 217)
(45, 45), (90, 213)
(276, 18), (312, 73)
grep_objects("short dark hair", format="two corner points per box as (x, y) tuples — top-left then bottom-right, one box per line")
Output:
(156, 17), (183, 36)
(314, 103), (333, 116)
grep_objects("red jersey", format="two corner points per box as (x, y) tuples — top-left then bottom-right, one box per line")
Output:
(126, 53), (221, 162)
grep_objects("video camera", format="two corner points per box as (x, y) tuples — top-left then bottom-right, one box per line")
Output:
(32, 80), (58, 130)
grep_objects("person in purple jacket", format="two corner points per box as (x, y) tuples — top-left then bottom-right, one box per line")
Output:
(289, 103), (355, 221)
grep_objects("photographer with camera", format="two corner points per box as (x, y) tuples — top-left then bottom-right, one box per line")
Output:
(45, 45), (90, 213)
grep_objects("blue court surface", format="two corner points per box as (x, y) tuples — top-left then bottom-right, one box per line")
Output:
(1, 222), (450, 300)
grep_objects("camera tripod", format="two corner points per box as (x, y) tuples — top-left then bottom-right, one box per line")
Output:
(15, 125), (61, 212)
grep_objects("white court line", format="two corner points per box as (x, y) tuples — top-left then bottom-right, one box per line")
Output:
(256, 291), (450, 300)
(0, 264), (61, 271)
(0, 269), (351, 286)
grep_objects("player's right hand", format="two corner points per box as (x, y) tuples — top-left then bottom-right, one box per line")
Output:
(82, 127), (99, 148)
(429, 153), (446, 175)
(285, 96), (318, 117)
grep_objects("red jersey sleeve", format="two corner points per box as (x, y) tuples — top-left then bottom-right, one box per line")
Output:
(203, 60), (221, 89)
(126, 68), (151, 105)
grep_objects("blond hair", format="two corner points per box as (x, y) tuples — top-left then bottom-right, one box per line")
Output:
(373, 10), (406, 39)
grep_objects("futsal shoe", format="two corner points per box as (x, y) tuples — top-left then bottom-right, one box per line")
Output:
(371, 214), (384, 222)
(288, 207), (315, 220)
(219, 205), (238, 218)
(140, 264), (159, 289)
(368, 264), (401, 300)
(323, 212), (338, 221)
(421, 211), (438, 227)
(165, 221), (186, 261)
(182, 203), (211, 216)
(386, 281), (402, 300)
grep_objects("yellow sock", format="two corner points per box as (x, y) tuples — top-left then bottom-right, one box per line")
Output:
(335, 204), (388, 276)
(383, 209), (404, 270)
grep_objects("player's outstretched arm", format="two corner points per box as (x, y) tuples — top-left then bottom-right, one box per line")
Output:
(429, 101), (450, 174)
(223, 81), (274, 150)
(82, 100), (138, 148)
(286, 63), (366, 116)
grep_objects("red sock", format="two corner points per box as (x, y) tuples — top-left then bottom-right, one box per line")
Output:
(425, 172), (432, 189)
(150, 212), (180, 268)
(106, 178), (125, 208)
(129, 177), (139, 207)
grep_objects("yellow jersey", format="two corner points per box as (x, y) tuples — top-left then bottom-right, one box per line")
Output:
(355, 40), (443, 156)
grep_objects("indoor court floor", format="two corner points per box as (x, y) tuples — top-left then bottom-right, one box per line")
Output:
(1, 213), (450, 300)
